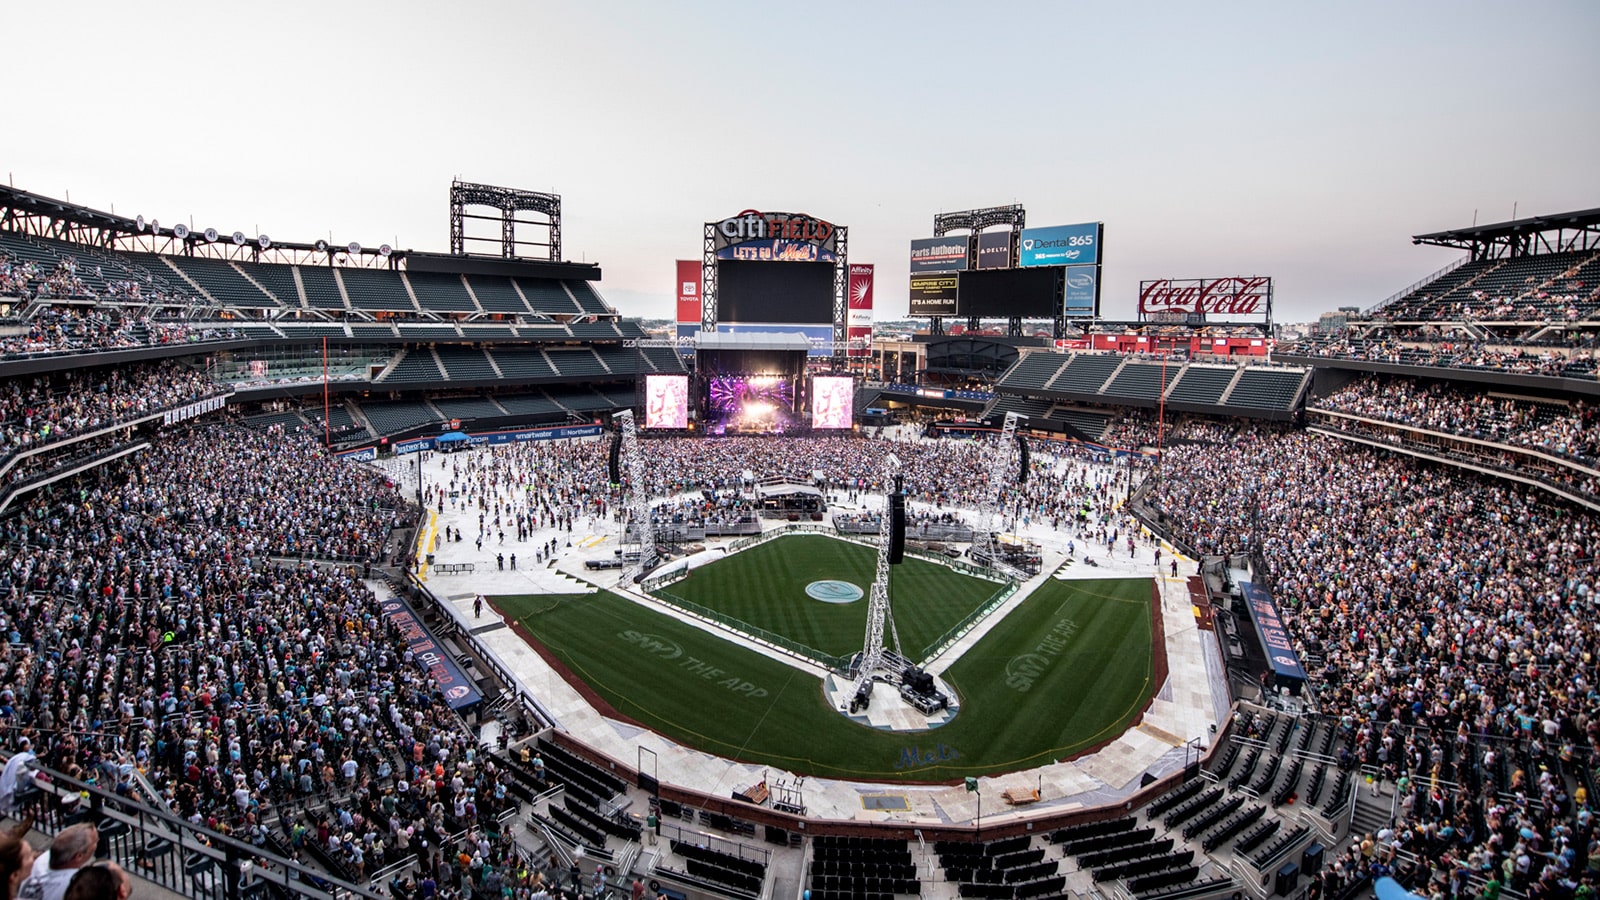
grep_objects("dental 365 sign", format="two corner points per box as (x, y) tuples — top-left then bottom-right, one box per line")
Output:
(1018, 222), (1101, 267)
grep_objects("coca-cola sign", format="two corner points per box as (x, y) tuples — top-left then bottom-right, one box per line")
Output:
(1138, 276), (1272, 320)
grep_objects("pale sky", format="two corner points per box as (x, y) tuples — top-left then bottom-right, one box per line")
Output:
(8, 1), (1598, 323)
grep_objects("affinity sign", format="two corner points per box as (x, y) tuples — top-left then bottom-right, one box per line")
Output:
(1018, 222), (1100, 267)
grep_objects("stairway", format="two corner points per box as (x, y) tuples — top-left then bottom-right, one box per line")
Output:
(1347, 778), (1393, 842)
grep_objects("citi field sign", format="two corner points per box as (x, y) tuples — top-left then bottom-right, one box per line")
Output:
(712, 210), (837, 248)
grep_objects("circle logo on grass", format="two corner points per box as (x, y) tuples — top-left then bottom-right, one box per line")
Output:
(805, 580), (864, 603)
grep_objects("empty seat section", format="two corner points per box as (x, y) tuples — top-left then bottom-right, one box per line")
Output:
(999, 353), (1070, 391)
(234, 323), (284, 340)
(466, 276), (531, 314)
(597, 387), (636, 408)
(348, 323), (396, 340)
(244, 262), (302, 306)
(593, 347), (640, 374)
(546, 349), (609, 377)
(490, 350), (556, 379)
(297, 266), (347, 309)
(407, 272), (476, 313)
(460, 325), (516, 341)
(1226, 369), (1306, 410)
(358, 400), (441, 436)
(1104, 362), (1177, 400)
(1051, 408), (1111, 442)
(338, 268), (414, 312)
(567, 320), (623, 339)
(1165, 366), (1235, 405)
(496, 393), (564, 418)
(642, 346), (688, 373)
(432, 397), (503, 422)
(396, 323), (462, 341)
(1050, 353), (1123, 393)
(385, 350), (444, 383)
(553, 387), (615, 411)
(985, 395), (1052, 421)
(565, 279), (612, 314)
(164, 256), (277, 307)
(517, 278), (581, 315)
(434, 347), (497, 380)
(277, 323), (348, 339)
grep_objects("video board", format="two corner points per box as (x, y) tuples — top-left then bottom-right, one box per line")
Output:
(716, 260), (835, 324)
(811, 376), (854, 429)
(956, 267), (1061, 317)
(644, 374), (689, 429)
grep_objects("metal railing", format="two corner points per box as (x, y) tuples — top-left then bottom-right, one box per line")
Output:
(1363, 255), (1470, 316)
(6, 756), (380, 900)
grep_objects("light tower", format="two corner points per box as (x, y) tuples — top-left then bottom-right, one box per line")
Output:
(847, 454), (907, 710)
(974, 412), (1024, 577)
(614, 410), (657, 580)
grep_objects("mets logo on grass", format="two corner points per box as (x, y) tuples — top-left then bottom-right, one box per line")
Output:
(805, 581), (864, 603)
(618, 630), (683, 660)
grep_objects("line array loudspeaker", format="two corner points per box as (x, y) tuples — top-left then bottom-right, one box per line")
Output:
(888, 493), (906, 565)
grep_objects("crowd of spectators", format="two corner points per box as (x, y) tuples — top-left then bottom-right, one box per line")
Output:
(0, 362), (223, 463)
(416, 431), (1150, 563)
(0, 250), (192, 308)
(1316, 376), (1600, 467)
(1151, 425), (1600, 899)
(1282, 333), (1599, 381)
(0, 424), (575, 897)
(0, 306), (226, 359)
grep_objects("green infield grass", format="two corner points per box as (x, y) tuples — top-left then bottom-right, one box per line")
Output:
(494, 575), (1156, 781)
(654, 533), (1005, 661)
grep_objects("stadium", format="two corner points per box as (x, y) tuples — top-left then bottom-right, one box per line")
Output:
(2, 168), (1598, 900)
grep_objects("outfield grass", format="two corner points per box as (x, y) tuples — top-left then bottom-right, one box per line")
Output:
(495, 575), (1155, 781)
(656, 534), (1003, 660)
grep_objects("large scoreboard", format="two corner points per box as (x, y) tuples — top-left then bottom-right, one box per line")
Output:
(908, 220), (1102, 319)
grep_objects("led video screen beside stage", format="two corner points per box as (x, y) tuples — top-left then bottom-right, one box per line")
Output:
(811, 376), (854, 429)
(644, 374), (689, 429)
